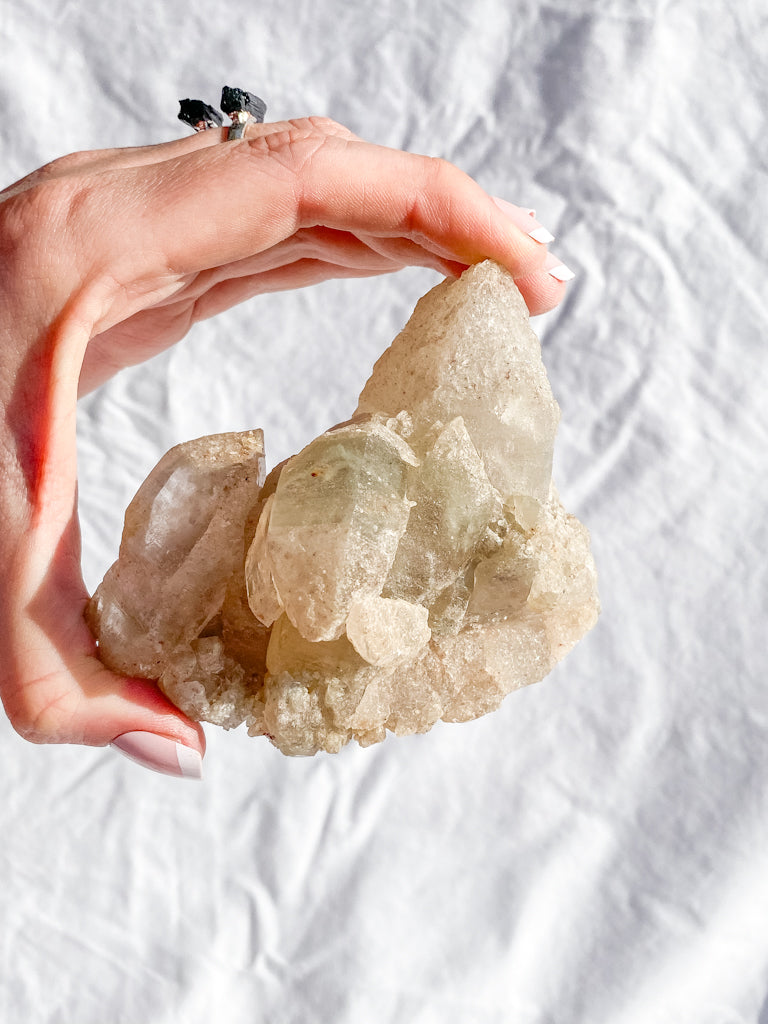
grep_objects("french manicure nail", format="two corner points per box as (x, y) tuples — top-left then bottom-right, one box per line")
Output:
(492, 196), (555, 244)
(111, 731), (203, 780)
(544, 251), (576, 282)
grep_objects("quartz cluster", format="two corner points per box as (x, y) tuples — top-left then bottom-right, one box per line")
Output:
(87, 261), (599, 755)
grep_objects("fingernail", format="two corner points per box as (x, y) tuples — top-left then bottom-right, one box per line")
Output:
(544, 250), (576, 282)
(492, 197), (555, 244)
(111, 731), (203, 780)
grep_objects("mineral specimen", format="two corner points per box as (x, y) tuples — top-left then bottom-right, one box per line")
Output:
(87, 261), (599, 755)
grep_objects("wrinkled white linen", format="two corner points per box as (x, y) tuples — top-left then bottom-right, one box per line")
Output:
(1, 1), (768, 1022)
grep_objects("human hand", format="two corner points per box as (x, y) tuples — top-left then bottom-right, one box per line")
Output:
(0, 116), (572, 777)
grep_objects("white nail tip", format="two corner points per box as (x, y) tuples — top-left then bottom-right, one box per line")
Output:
(175, 742), (204, 779)
(547, 262), (576, 282)
(529, 226), (556, 244)
(111, 730), (203, 780)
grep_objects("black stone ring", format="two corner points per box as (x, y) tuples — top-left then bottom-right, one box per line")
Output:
(178, 99), (224, 133)
(220, 86), (268, 140)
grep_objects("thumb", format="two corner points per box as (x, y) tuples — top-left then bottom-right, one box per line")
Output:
(0, 299), (204, 778)
(1, 605), (206, 779)
(1, 511), (205, 779)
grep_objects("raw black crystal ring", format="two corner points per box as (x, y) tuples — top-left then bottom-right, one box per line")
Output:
(220, 86), (267, 139)
(177, 87), (268, 140)
(178, 99), (224, 132)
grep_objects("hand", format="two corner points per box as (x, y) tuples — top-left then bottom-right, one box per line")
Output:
(0, 116), (571, 776)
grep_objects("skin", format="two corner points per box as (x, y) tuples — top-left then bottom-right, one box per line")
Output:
(0, 116), (567, 760)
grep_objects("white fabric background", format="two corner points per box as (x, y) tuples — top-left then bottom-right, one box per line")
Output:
(1, 1), (767, 1021)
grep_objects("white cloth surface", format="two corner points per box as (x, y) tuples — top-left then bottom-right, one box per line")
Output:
(1, 1), (768, 1022)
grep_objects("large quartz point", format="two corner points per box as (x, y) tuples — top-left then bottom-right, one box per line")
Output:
(88, 261), (599, 755)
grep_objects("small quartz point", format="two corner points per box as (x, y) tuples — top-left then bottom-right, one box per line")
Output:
(263, 419), (417, 642)
(88, 262), (599, 755)
(86, 430), (266, 728)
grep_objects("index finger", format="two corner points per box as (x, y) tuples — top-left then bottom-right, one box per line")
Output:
(80, 120), (547, 297)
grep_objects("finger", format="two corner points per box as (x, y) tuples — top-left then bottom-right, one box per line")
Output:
(77, 235), (402, 392)
(0, 137), (217, 202)
(0, 511), (205, 766)
(292, 138), (550, 274)
(3, 651), (206, 757)
(74, 125), (547, 326)
(77, 229), (460, 394)
(490, 197), (556, 245)
(156, 215), (554, 320)
(80, 226), (409, 386)
(180, 225), (407, 292)
(165, 225), (454, 302)
(513, 261), (571, 316)
(190, 253), (561, 327)
(5, 658), (207, 779)
(0, 138), (211, 198)
(0, 298), (204, 772)
(191, 258), (406, 321)
(1, 117), (360, 199)
(79, 215), (557, 394)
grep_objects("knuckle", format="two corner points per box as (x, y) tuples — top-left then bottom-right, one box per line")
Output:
(3, 676), (75, 745)
(303, 116), (355, 140)
(244, 127), (329, 186)
(422, 154), (460, 187)
(35, 150), (94, 181)
(247, 126), (306, 155)
(0, 175), (95, 281)
(412, 156), (464, 214)
(1, 151), (92, 199)
(1, 178), (72, 248)
(247, 117), (355, 153)
(399, 155), (461, 235)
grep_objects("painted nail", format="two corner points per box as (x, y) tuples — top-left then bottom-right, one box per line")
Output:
(111, 731), (203, 780)
(492, 196), (555, 244)
(544, 250), (576, 282)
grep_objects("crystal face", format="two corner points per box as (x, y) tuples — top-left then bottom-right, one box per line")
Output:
(87, 262), (599, 755)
